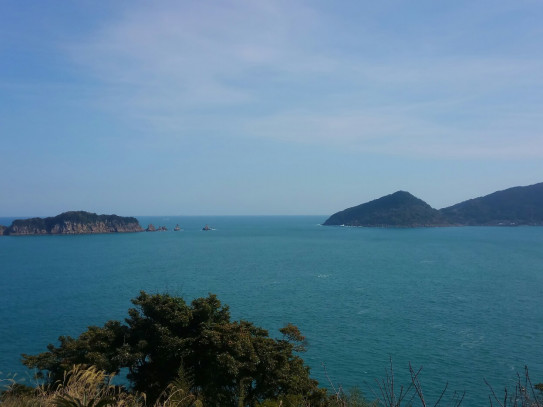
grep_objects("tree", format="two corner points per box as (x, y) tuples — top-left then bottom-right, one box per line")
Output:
(22, 291), (326, 406)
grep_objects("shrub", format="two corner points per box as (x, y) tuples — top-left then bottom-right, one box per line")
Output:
(22, 292), (325, 406)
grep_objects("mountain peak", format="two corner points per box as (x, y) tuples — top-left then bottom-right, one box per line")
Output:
(323, 191), (446, 227)
(324, 182), (543, 227)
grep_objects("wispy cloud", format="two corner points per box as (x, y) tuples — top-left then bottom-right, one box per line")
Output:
(241, 106), (543, 159)
(67, 0), (543, 158)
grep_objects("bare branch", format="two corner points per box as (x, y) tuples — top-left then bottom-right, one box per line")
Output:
(432, 381), (448, 407)
(485, 377), (505, 407)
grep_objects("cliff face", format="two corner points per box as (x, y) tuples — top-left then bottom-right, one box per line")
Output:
(4, 211), (143, 235)
(0, 225), (6, 235)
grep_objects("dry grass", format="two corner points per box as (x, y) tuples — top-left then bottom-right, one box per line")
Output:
(1, 364), (542, 407)
(0, 365), (198, 407)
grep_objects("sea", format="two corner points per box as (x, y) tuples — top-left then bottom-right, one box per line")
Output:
(1, 215), (542, 406)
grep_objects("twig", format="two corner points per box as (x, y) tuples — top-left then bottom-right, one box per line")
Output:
(409, 362), (426, 407)
(524, 366), (542, 407)
(321, 363), (340, 401)
(485, 378), (505, 407)
(432, 381), (447, 407)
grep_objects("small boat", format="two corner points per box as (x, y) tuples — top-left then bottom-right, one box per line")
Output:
(174, 224), (181, 231)
(202, 224), (211, 231)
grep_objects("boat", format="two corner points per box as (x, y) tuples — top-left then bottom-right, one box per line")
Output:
(174, 224), (181, 231)
(202, 224), (211, 231)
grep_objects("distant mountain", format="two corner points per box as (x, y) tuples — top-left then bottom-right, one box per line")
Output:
(2, 211), (143, 235)
(440, 182), (543, 226)
(324, 182), (543, 227)
(323, 191), (448, 227)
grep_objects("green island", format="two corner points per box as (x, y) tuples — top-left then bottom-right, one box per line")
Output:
(323, 182), (543, 227)
(1, 292), (542, 407)
(1, 211), (143, 235)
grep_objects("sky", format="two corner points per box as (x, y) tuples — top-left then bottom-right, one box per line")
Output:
(1, 0), (542, 216)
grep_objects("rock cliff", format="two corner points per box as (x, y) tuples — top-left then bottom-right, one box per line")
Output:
(4, 211), (143, 235)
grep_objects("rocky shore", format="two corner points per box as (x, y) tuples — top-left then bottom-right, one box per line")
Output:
(1, 211), (143, 235)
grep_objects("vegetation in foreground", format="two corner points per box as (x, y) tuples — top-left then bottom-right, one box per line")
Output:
(1, 364), (377, 407)
(17, 291), (335, 406)
(2, 292), (541, 406)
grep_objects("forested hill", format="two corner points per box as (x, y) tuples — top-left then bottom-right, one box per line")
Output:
(324, 182), (543, 227)
(440, 182), (543, 226)
(323, 191), (448, 227)
(1, 211), (143, 235)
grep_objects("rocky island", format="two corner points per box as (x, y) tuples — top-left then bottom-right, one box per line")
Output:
(1, 211), (143, 235)
(324, 182), (543, 227)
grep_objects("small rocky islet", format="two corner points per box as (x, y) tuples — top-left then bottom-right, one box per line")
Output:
(145, 224), (170, 232)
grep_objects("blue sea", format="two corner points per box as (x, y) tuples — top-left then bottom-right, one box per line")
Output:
(1, 216), (542, 406)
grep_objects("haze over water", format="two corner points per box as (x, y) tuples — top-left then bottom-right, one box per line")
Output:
(1, 216), (542, 406)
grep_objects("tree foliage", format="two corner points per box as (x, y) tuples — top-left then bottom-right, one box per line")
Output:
(22, 292), (326, 406)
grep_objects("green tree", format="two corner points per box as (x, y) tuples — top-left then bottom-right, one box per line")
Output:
(23, 291), (326, 406)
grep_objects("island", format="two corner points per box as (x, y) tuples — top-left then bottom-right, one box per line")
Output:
(323, 182), (543, 227)
(440, 182), (543, 226)
(323, 191), (449, 227)
(1, 211), (143, 235)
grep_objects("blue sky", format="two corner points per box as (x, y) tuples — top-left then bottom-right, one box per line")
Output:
(1, 0), (542, 216)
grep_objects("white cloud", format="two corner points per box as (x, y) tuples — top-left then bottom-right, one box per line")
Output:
(241, 107), (543, 159)
(67, 0), (543, 158)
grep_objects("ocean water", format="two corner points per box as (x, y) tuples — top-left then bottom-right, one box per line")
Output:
(1, 216), (542, 406)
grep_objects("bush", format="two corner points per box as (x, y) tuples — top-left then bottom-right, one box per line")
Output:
(22, 291), (326, 406)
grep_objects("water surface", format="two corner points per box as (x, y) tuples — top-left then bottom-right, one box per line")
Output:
(1, 216), (542, 405)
